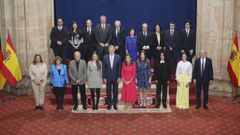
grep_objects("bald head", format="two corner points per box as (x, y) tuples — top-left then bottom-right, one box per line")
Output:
(200, 49), (207, 58)
(114, 20), (121, 28)
(74, 51), (81, 61)
(142, 23), (148, 32)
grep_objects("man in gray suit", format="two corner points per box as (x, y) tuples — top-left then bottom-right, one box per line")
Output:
(68, 51), (87, 110)
(95, 15), (112, 60)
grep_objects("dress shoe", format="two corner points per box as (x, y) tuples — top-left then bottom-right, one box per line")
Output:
(113, 106), (118, 110)
(163, 104), (167, 109)
(40, 106), (44, 110)
(95, 105), (98, 110)
(195, 105), (201, 110)
(83, 105), (87, 110)
(107, 106), (111, 110)
(34, 106), (40, 110)
(56, 106), (60, 110)
(92, 105), (95, 110)
(203, 105), (209, 110)
(155, 104), (160, 108)
(73, 106), (78, 111)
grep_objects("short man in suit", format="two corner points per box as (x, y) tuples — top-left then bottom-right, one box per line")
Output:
(164, 22), (180, 76)
(137, 23), (152, 59)
(82, 19), (97, 61)
(180, 20), (196, 63)
(95, 15), (112, 60)
(111, 20), (125, 61)
(68, 51), (87, 110)
(154, 52), (170, 109)
(50, 18), (69, 61)
(193, 49), (213, 110)
(102, 45), (121, 110)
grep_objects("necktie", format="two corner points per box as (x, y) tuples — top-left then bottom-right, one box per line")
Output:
(186, 29), (189, 37)
(102, 24), (105, 31)
(110, 54), (114, 68)
(88, 28), (91, 35)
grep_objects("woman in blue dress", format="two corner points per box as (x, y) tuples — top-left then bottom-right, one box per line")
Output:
(136, 51), (151, 108)
(125, 28), (138, 62)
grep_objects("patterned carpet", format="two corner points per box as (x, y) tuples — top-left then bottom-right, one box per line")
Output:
(0, 94), (240, 135)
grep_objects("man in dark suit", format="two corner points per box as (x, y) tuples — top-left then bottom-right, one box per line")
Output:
(137, 23), (152, 59)
(82, 19), (97, 61)
(153, 52), (170, 108)
(111, 20), (125, 61)
(180, 21), (196, 63)
(193, 49), (213, 110)
(152, 24), (165, 63)
(102, 45), (121, 110)
(50, 18), (69, 61)
(95, 15), (112, 60)
(164, 22), (180, 76)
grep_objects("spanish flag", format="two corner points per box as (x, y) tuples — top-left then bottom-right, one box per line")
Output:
(1, 32), (22, 87)
(227, 33), (240, 88)
(0, 35), (6, 90)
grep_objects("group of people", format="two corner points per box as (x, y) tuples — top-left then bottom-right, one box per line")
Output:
(28, 15), (213, 111)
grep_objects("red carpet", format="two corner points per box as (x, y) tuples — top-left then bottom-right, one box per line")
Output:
(0, 94), (240, 135)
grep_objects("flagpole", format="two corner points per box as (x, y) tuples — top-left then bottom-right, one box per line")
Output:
(0, 32), (5, 104)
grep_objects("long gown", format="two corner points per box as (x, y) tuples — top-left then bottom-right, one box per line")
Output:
(121, 64), (137, 103)
(125, 36), (138, 62)
(175, 60), (192, 109)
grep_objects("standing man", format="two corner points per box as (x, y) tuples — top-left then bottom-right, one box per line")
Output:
(50, 18), (69, 61)
(193, 49), (213, 110)
(82, 19), (97, 61)
(164, 22), (180, 76)
(111, 20), (125, 61)
(137, 23), (152, 59)
(102, 45), (121, 110)
(95, 15), (112, 60)
(180, 20), (196, 63)
(69, 51), (87, 110)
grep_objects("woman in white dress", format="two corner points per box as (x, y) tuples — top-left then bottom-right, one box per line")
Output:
(29, 54), (48, 110)
(176, 52), (192, 110)
(87, 52), (102, 110)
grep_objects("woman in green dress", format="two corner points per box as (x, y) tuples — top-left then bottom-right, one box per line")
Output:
(176, 53), (192, 109)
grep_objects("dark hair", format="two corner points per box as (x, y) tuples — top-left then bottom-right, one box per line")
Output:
(184, 20), (191, 26)
(136, 50), (149, 68)
(181, 52), (187, 57)
(52, 56), (63, 65)
(169, 21), (176, 25)
(32, 54), (43, 64)
(71, 21), (78, 31)
(91, 52), (101, 70)
(128, 27), (135, 35)
(124, 54), (133, 65)
(153, 24), (162, 32)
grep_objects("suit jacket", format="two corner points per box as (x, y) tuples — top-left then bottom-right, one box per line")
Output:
(137, 32), (152, 52)
(164, 30), (180, 57)
(95, 23), (112, 45)
(50, 64), (69, 87)
(180, 29), (196, 56)
(50, 26), (69, 48)
(81, 27), (97, 48)
(193, 57), (213, 84)
(110, 27), (126, 55)
(153, 60), (170, 82)
(151, 32), (165, 58)
(102, 54), (121, 80)
(68, 59), (87, 85)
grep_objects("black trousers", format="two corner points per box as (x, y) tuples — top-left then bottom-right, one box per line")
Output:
(90, 88), (101, 106)
(53, 87), (65, 107)
(72, 84), (86, 107)
(53, 46), (65, 61)
(156, 81), (167, 105)
(98, 46), (108, 60)
(196, 81), (209, 106)
(106, 79), (118, 107)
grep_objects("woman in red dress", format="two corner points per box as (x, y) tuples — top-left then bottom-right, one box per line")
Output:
(121, 54), (137, 109)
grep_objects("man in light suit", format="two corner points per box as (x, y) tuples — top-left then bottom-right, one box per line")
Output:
(95, 15), (112, 60)
(193, 49), (213, 110)
(102, 45), (121, 110)
(69, 51), (87, 110)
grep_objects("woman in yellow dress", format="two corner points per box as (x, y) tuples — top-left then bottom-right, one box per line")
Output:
(176, 53), (192, 109)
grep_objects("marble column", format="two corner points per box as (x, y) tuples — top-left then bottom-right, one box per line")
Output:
(0, 0), (54, 95)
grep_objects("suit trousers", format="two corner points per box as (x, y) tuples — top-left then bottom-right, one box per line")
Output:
(72, 84), (86, 107)
(106, 78), (118, 107)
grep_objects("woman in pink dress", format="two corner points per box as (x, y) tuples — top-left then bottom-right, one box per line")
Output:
(121, 54), (137, 109)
